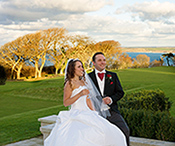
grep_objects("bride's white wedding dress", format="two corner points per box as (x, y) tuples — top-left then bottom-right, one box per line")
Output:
(44, 86), (127, 146)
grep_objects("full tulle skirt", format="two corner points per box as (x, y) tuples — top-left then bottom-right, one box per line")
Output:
(44, 109), (127, 146)
(44, 86), (127, 146)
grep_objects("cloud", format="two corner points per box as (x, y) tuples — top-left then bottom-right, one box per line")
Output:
(0, 0), (113, 24)
(0, 0), (175, 47)
(0, 27), (34, 45)
(1, 12), (175, 46)
(116, 1), (175, 22)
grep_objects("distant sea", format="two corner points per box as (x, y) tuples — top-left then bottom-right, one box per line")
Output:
(125, 52), (173, 66)
(44, 52), (174, 67)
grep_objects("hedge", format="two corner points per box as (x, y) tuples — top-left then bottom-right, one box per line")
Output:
(119, 89), (172, 112)
(118, 89), (175, 142)
(120, 108), (175, 142)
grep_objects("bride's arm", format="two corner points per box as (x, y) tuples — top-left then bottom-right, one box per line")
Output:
(86, 96), (95, 111)
(63, 82), (89, 107)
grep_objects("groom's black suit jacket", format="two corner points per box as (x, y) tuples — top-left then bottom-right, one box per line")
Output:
(88, 70), (124, 114)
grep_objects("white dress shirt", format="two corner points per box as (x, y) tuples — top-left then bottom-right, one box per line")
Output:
(95, 69), (113, 105)
(95, 69), (106, 96)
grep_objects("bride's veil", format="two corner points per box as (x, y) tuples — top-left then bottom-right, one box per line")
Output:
(64, 58), (111, 118)
(85, 73), (111, 118)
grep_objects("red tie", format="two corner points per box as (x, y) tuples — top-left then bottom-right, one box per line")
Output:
(98, 73), (105, 81)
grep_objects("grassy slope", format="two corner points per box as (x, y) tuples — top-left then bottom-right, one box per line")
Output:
(0, 77), (67, 145)
(0, 66), (174, 145)
(0, 77), (64, 117)
(116, 66), (175, 116)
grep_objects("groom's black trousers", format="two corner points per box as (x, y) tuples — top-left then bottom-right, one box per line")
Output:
(107, 110), (130, 146)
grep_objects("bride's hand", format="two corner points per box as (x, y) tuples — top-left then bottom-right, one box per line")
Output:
(80, 89), (90, 96)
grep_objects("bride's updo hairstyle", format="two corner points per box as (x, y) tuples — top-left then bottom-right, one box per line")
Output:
(64, 59), (85, 88)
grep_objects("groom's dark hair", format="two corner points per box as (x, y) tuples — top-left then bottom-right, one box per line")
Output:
(92, 52), (104, 62)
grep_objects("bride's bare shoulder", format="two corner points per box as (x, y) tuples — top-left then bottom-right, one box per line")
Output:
(65, 80), (80, 90)
(64, 81), (73, 91)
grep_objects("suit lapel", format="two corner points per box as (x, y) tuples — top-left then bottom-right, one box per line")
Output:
(104, 71), (110, 95)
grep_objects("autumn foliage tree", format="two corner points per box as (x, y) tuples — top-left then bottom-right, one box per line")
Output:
(150, 57), (164, 67)
(0, 27), (96, 78)
(117, 53), (133, 69)
(0, 27), (156, 79)
(91, 40), (122, 69)
(65, 35), (95, 71)
(46, 28), (68, 74)
(0, 40), (29, 79)
(0, 43), (17, 79)
(133, 54), (150, 68)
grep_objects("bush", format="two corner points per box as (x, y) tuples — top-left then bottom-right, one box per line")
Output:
(155, 114), (175, 141)
(119, 89), (172, 112)
(118, 89), (175, 142)
(119, 108), (175, 142)
(0, 65), (7, 85)
(21, 66), (35, 77)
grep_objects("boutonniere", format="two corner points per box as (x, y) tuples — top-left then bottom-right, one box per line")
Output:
(106, 74), (113, 84)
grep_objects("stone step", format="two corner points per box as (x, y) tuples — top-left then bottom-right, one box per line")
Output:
(40, 124), (55, 140)
(38, 115), (175, 146)
(38, 115), (58, 126)
(130, 137), (175, 146)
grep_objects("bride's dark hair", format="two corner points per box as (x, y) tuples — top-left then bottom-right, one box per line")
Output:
(64, 59), (85, 88)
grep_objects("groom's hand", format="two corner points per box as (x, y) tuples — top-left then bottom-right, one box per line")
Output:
(103, 97), (112, 105)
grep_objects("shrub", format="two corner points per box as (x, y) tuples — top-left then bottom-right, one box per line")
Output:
(119, 89), (172, 112)
(119, 108), (175, 142)
(150, 59), (163, 67)
(155, 114), (175, 141)
(0, 65), (7, 85)
(118, 89), (174, 142)
(21, 66), (35, 77)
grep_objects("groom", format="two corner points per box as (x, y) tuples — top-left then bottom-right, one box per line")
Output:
(88, 52), (130, 146)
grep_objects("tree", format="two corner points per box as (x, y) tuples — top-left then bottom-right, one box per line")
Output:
(92, 40), (122, 69)
(8, 37), (32, 79)
(24, 31), (42, 78)
(66, 35), (94, 71)
(150, 57), (164, 67)
(0, 31), (42, 79)
(133, 54), (150, 68)
(117, 53), (133, 69)
(172, 56), (175, 66)
(0, 42), (19, 79)
(24, 30), (53, 78)
(47, 27), (69, 74)
(162, 53), (174, 66)
(36, 28), (55, 77)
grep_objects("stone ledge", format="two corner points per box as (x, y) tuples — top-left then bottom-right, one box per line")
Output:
(130, 137), (175, 146)
(38, 115), (58, 126)
(40, 124), (55, 140)
(5, 136), (175, 146)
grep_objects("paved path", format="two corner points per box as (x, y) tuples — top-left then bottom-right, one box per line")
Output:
(5, 136), (175, 146)
(5, 136), (43, 146)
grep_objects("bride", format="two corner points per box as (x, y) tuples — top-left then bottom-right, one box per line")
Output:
(44, 59), (127, 146)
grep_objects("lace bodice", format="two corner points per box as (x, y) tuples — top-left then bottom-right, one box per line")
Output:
(70, 86), (91, 111)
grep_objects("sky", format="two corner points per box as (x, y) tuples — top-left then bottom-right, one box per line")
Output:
(0, 0), (175, 47)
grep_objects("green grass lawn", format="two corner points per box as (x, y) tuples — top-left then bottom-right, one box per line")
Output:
(115, 66), (175, 116)
(0, 66), (174, 145)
